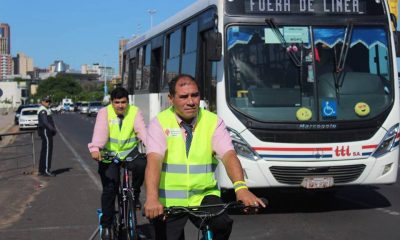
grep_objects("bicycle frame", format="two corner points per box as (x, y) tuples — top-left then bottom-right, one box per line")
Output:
(100, 152), (139, 240)
(118, 160), (138, 239)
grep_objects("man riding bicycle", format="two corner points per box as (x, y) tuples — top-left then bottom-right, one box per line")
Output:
(144, 74), (265, 240)
(88, 87), (147, 240)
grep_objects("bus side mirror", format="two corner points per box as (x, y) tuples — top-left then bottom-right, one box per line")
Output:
(206, 32), (222, 61)
(395, 31), (400, 57)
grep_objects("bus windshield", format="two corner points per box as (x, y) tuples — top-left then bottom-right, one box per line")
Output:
(226, 25), (392, 122)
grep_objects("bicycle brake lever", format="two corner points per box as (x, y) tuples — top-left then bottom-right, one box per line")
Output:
(259, 197), (269, 206)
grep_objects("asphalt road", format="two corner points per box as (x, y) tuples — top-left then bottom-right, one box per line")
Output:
(9, 111), (399, 240)
(57, 114), (400, 240)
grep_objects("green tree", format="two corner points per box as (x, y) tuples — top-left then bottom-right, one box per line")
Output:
(37, 76), (82, 103)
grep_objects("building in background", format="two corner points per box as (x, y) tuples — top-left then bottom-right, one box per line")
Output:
(119, 38), (128, 77)
(99, 66), (114, 82)
(49, 60), (70, 73)
(0, 23), (10, 55)
(81, 63), (114, 81)
(0, 23), (12, 81)
(81, 63), (100, 75)
(0, 55), (12, 80)
(13, 52), (34, 77)
(0, 81), (24, 107)
(28, 67), (50, 80)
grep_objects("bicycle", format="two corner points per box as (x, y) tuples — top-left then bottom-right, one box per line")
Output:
(163, 198), (268, 240)
(100, 151), (140, 240)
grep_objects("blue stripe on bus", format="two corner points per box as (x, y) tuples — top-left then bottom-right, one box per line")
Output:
(362, 152), (372, 156)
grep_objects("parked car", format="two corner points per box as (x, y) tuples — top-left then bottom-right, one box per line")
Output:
(69, 103), (75, 112)
(74, 102), (82, 112)
(50, 104), (62, 114)
(19, 107), (39, 130)
(87, 102), (103, 117)
(79, 102), (89, 114)
(15, 104), (40, 125)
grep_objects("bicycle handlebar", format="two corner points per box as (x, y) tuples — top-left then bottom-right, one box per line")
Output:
(164, 198), (268, 219)
(101, 151), (135, 164)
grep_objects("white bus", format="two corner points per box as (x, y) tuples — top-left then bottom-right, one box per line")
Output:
(122, 0), (400, 190)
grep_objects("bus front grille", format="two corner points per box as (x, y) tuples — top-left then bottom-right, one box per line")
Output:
(269, 164), (366, 185)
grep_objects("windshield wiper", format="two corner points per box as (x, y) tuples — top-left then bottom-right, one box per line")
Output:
(333, 22), (353, 96)
(265, 18), (302, 67)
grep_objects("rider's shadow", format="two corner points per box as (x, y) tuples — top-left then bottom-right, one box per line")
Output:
(52, 167), (72, 176)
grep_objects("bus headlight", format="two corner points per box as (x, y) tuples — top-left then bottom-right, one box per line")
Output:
(373, 124), (399, 158)
(227, 127), (261, 160)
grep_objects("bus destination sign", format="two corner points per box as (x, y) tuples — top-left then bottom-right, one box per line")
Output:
(231, 0), (370, 15)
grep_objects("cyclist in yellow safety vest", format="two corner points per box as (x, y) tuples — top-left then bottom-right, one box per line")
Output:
(88, 87), (147, 240)
(144, 74), (266, 240)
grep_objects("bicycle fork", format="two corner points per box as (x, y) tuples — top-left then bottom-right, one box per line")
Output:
(201, 225), (213, 240)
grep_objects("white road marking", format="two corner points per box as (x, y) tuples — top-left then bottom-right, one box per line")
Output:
(0, 224), (97, 232)
(337, 195), (400, 217)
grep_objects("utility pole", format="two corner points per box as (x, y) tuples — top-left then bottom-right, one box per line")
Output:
(103, 55), (107, 100)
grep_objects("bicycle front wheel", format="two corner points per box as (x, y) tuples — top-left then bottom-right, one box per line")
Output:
(124, 191), (138, 240)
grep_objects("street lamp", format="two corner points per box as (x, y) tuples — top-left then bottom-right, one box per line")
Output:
(148, 9), (157, 28)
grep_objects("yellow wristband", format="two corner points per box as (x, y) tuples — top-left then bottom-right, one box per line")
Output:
(233, 180), (247, 192)
(234, 186), (248, 193)
(233, 181), (246, 187)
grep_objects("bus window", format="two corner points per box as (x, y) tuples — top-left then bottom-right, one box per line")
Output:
(142, 44), (151, 91)
(151, 47), (162, 92)
(165, 29), (181, 88)
(122, 54), (128, 89)
(182, 22), (198, 77)
(226, 24), (392, 122)
(135, 47), (144, 90)
(315, 27), (391, 121)
(128, 57), (136, 93)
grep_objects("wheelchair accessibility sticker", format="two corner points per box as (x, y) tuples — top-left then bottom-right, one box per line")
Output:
(321, 100), (337, 118)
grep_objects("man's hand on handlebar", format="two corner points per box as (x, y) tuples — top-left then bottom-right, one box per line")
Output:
(144, 198), (164, 220)
(91, 151), (102, 162)
(235, 188), (267, 213)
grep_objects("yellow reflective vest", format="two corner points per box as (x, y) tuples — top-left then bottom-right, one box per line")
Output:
(157, 107), (220, 207)
(101, 104), (138, 163)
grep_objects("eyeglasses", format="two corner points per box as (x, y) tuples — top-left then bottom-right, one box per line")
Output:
(44, 100), (51, 103)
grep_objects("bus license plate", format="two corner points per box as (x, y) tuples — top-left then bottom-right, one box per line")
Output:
(301, 176), (334, 189)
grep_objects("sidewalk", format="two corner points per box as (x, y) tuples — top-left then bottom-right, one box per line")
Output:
(0, 124), (101, 239)
(0, 109), (15, 134)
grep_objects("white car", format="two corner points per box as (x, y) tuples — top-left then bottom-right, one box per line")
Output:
(80, 102), (89, 114)
(19, 107), (39, 129)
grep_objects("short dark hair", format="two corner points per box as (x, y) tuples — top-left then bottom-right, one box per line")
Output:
(168, 74), (199, 96)
(110, 87), (129, 101)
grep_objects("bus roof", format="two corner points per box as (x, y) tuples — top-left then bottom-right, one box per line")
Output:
(125, 0), (218, 50)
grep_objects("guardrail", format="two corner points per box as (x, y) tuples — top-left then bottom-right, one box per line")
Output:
(0, 131), (36, 175)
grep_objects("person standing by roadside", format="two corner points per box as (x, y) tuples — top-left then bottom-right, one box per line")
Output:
(88, 87), (147, 240)
(37, 96), (57, 177)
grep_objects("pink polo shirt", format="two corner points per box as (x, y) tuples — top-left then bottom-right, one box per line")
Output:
(146, 113), (234, 159)
(88, 106), (147, 153)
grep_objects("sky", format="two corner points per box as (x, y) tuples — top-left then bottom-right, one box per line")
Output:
(1, 0), (400, 72)
(0, 0), (196, 71)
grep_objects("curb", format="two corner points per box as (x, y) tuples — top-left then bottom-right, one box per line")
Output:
(0, 123), (15, 135)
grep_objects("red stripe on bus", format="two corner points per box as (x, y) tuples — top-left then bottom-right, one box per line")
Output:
(362, 145), (378, 149)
